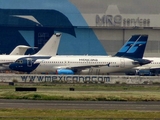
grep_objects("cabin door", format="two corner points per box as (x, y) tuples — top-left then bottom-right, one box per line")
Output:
(120, 59), (125, 68)
(27, 58), (32, 67)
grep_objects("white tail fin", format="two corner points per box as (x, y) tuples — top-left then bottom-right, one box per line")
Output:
(10, 45), (31, 55)
(35, 33), (61, 56)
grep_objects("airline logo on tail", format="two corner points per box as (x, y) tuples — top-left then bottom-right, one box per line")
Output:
(122, 35), (148, 59)
(114, 35), (141, 57)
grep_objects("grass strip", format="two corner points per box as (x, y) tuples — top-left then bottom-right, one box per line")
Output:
(0, 90), (159, 101)
(0, 109), (159, 119)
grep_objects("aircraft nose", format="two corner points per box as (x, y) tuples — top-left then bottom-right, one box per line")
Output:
(9, 63), (16, 70)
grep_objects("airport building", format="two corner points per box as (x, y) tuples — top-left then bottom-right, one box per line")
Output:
(0, 0), (160, 56)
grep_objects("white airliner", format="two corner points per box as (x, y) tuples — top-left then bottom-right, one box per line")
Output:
(32, 56), (147, 75)
(0, 45), (31, 70)
(125, 57), (160, 75)
(140, 57), (160, 75)
(0, 33), (61, 70)
(9, 34), (151, 75)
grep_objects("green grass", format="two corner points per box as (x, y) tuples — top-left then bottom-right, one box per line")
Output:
(9, 82), (160, 91)
(0, 109), (159, 119)
(0, 83), (160, 101)
(1, 90), (160, 101)
(0, 83), (159, 119)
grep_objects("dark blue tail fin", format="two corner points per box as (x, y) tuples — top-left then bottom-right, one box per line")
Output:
(114, 35), (141, 57)
(122, 35), (148, 59)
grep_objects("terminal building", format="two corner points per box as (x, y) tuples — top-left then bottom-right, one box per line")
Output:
(0, 0), (160, 56)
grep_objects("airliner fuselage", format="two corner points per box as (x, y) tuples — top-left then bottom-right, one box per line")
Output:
(10, 56), (147, 75)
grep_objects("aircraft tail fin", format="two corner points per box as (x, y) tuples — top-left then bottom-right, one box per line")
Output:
(122, 35), (148, 59)
(114, 35), (141, 57)
(35, 33), (61, 56)
(10, 45), (31, 55)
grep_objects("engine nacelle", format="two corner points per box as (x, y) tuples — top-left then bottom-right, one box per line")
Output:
(56, 69), (74, 75)
(79, 69), (91, 75)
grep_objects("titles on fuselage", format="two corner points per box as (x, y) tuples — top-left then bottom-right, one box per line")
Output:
(79, 59), (98, 61)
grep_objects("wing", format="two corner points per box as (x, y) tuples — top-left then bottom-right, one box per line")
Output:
(0, 62), (14, 66)
(60, 63), (110, 71)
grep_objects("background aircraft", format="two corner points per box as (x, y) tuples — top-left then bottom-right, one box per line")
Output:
(0, 45), (31, 71)
(126, 57), (160, 76)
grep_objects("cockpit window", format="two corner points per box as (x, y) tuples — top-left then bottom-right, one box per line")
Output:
(20, 60), (23, 64)
(16, 60), (23, 64)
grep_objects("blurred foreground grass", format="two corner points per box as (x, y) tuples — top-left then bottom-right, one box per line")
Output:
(0, 109), (159, 120)
(0, 83), (160, 101)
(0, 83), (160, 119)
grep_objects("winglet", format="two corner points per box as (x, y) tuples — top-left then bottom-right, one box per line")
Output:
(34, 33), (61, 56)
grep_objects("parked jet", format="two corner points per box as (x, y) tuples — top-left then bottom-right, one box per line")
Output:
(0, 45), (31, 71)
(139, 57), (160, 75)
(9, 35), (151, 75)
(0, 33), (61, 71)
(125, 57), (160, 76)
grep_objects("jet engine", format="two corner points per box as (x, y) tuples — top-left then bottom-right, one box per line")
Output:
(56, 69), (74, 75)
